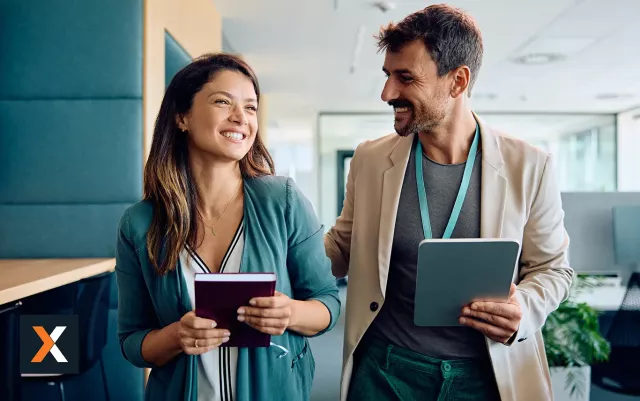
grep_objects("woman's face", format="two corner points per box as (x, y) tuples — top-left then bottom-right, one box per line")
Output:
(178, 70), (258, 164)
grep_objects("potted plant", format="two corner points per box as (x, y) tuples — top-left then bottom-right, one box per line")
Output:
(542, 276), (611, 401)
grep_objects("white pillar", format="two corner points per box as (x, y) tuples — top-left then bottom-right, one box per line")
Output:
(617, 108), (640, 191)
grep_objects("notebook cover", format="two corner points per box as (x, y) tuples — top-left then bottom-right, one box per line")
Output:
(194, 273), (276, 348)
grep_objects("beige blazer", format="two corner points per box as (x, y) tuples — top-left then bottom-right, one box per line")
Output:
(324, 116), (574, 401)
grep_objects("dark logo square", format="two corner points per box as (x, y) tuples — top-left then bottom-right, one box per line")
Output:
(20, 315), (79, 374)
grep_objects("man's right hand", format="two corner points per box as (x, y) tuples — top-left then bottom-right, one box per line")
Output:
(176, 311), (230, 355)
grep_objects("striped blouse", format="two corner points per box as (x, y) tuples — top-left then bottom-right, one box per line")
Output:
(181, 218), (245, 401)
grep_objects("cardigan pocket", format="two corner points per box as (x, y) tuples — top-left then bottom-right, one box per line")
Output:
(291, 339), (310, 369)
(291, 339), (315, 400)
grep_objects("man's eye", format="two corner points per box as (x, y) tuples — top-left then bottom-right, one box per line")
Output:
(400, 75), (413, 83)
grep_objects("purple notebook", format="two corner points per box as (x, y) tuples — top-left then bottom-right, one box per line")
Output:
(194, 272), (276, 348)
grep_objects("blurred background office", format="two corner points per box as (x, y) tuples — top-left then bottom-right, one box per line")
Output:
(0, 1), (639, 401)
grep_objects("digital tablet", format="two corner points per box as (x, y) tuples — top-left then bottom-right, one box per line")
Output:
(414, 238), (521, 327)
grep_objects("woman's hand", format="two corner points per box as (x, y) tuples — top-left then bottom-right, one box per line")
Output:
(177, 311), (230, 355)
(237, 291), (296, 336)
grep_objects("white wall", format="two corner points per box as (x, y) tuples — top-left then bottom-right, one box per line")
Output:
(266, 119), (319, 213)
(317, 114), (393, 230)
(316, 112), (619, 228)
(616, 107), (640, 191)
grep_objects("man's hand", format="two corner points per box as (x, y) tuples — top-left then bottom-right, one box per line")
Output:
(237, 291), (296, 336)
(459, 284), (522, 344)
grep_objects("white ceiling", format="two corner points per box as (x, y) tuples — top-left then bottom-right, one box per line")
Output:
(214, 0), (640, 123)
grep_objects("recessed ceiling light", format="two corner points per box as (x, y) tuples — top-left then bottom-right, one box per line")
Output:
(473, 92), (497, 100)
(511, 53), (565, 65)
(371, 1), (396, 13)
(596, 93), (635, 100)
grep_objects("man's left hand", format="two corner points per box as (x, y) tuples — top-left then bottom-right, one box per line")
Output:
(459, 284), (522, 344)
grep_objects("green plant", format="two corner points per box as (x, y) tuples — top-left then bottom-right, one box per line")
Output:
(542, 275), (611, 398)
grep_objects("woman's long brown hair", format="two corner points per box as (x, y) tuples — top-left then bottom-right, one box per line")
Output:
(143, 53), (275, 275)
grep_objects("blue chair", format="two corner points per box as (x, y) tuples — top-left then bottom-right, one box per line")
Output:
(22, 272), (112, 401)
(591, 272), (640, 395)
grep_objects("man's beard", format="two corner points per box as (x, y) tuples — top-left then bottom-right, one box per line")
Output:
(393, 102), (444, 137)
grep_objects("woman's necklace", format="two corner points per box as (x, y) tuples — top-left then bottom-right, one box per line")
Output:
(201, 180), (242, 236)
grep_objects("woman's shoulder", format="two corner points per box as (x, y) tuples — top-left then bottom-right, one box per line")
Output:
(245, 175), (317, 233)
(245, 175), (292, 204)
(245, 175), (309, 204)
(119, 200), (154, 242)
(245, 174), (288, 191)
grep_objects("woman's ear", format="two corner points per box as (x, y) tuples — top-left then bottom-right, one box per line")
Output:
(175, 114), (188, 132)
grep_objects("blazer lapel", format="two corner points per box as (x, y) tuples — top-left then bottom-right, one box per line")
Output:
(476, 114), (508, 239)
(378, 135), (413, 297)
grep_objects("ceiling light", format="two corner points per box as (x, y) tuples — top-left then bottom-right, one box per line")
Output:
(472, 92), (497, 100)
(349, 26), (366, 74)
(518, 37), (597, 56)
(511, 53), (565, 65)
(596, 93), (635, 100)
(371, 1), (396, 13)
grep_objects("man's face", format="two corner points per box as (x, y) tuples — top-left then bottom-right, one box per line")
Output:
(381, 40), (451, 136)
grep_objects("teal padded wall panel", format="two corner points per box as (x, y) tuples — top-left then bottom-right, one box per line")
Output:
(0, 0), (143, 99)
(0, 1), (145, 399)
(0, 204), (132, 258)
(0, 100), (142, 204)
(165, 31), (192, 87)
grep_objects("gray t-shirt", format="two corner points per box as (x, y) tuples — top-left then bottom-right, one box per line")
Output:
(367, 138), (489, 360)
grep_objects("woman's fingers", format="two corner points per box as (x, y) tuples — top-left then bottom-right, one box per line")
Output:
(180, 332), (231, 354)
(180, 327), (230, 340)
(245, 322), (287, 336)
(181, 311), (217, 329)
(178, 312), (231, 355)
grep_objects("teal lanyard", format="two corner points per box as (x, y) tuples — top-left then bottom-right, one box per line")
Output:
(415, 124), (479, 239)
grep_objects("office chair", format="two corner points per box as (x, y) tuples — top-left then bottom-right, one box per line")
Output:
(0, 300), (23, 401)
(591, 272), (640, 395)
(22, 272), (112, 401)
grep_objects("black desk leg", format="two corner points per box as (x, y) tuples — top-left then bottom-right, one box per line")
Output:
(0, 301), (23, 401)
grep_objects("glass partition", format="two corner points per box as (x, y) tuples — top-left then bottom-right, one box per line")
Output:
(318, 112), (617, 227)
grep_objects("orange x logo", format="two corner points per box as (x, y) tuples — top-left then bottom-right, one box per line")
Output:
(31, 326), (67, 363)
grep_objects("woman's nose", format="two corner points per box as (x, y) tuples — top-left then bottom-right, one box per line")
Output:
(229, 105), (248, 125)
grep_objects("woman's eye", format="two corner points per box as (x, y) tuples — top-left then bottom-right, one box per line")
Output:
(246, 106), (258, 112)
(214, 99), (229, 105)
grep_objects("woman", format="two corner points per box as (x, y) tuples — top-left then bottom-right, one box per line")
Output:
(115, 53), (341, 401)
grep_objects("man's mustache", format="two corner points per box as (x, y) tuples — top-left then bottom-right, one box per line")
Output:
(388, 99), (413, 108)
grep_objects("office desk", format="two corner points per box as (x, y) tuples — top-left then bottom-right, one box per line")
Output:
(0, 258), (115, 399)
(572, 286), (627, 311)
(0, 258), (115, 305)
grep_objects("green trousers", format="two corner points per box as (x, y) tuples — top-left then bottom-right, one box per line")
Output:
(347, 339), (502, 401)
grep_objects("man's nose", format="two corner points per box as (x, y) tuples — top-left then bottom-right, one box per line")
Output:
(381, 79), (399, 103)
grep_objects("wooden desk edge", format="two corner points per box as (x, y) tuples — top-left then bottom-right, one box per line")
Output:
(0, 258), (116, 305)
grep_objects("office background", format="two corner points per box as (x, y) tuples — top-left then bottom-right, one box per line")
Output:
(1, 0), (639, 400)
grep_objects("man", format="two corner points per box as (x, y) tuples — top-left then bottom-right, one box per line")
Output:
(325, 4), (573, 401)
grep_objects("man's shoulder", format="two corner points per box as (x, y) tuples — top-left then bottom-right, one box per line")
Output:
(354, 132), (403, 157)
(490, 128), (549, 167)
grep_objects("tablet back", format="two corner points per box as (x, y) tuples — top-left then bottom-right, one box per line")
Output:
(414, 239), (521, 327)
